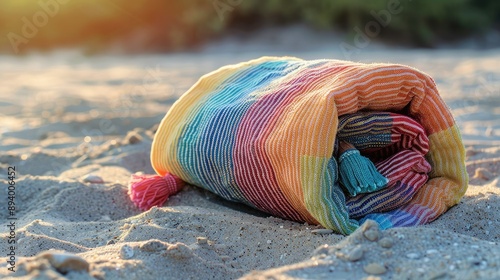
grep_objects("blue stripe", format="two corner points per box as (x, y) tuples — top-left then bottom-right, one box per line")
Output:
(176, 60), (300, 202)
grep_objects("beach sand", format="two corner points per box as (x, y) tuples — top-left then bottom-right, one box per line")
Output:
(0, 47), (499, 279)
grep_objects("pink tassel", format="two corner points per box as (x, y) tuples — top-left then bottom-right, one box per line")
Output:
(128, 173), (185, 211)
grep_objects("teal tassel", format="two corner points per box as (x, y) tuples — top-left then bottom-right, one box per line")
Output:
(339, 149), (388, 196)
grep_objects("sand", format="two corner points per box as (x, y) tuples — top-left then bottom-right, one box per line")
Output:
(0, 45), (499, 279)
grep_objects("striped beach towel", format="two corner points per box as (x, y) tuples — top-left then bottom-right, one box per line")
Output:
(129, 57), (468, 235)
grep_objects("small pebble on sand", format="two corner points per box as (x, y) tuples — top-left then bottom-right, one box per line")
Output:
(364, 276), (382, 280)
(364, 263), (387, 275)
(426, 249), (438, 255)
(120, 245), (135, 259)
(378, 237), (393, 248)
(83, 174), (104, 184)
(361, 220), (380, 232)
(363, 229), (379, 241)
(406, 253), (420, 259)
(346, 245), (364, 262)
(197, 237), (208, 245)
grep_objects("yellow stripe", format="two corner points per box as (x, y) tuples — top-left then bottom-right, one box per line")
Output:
(426, 125), (468, 205)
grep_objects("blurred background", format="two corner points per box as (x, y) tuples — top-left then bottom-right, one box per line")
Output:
(1, 0), (499, 55)
(1, 0), (499, 153)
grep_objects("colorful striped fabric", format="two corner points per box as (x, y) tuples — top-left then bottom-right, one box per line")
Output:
(337, 112), (432, 219)
(148, 56), (468, 234)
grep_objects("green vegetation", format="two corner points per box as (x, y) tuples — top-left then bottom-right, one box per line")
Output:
(0, 0), (498, 54)
(233, 0), (499, 47)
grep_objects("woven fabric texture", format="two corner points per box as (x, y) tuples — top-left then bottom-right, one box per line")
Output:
(149, 57), (468, 234)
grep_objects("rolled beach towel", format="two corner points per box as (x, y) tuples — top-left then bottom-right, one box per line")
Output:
(128, 57), (468, 235)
